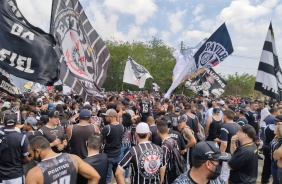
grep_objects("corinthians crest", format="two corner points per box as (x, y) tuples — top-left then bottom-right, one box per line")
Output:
(53, 8), (98, 84)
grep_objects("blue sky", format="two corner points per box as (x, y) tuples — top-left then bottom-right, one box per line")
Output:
(17, 0), (282, 77)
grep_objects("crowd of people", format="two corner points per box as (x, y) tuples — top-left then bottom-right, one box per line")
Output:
(0, 91), (282, 184)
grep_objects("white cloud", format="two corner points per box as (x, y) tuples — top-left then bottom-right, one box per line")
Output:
(147, 27), (158, 37)
(103, 0), (157, 25)
(16, 0), (52, 32)
(193, 3), (205, 16)
(168, 10), (186, 34)
(182, 30), (210, 42)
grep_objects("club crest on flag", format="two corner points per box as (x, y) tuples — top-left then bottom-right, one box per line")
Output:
(198, 42), (229, 68)
(53, 8), (98, 83)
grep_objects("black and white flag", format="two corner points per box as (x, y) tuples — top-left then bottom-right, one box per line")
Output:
(0, 74), (20, 96)
(152, 82), (160, 92)
(50, 0), (111, 100)
(255, 23), (282, 101)
(0, 0), (60, 85)
(185, 68), (226, 97)
(123, 57), (153, 88)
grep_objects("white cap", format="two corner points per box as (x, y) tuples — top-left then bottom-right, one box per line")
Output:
(84, 101), (90, 106)
(218, 100), (225, 105)
(2, 102), (11, 109)
(136, 122), (150, 134)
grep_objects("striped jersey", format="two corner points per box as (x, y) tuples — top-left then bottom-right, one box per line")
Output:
(118, 141), (163, 184)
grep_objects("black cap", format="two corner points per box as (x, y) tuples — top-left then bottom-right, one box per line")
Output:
(40, 115), (49, 124)
(193, 141), (231, 161)
(175, 107), (181, 112)
(122, 100), (130, 106)
(177, 115), (187, 123)
(3, 111), (17, 126)
(275, 115), (282, 122)
(48, 110), (59, 118)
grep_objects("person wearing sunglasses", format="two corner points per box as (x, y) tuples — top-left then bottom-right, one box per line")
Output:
(173, 141), (230, 184)
(228, 124), (258, 184)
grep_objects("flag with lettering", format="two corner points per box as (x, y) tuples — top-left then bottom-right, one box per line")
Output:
(50, 0), (110, 100)
(0, 0), (60, 85)
(0, 74), (20, 96)
(185, 68), (226, 97)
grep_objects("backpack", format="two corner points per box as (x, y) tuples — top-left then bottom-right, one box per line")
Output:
(164, 139), (187, 177)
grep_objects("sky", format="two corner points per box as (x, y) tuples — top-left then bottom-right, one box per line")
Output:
(16, 0), (282, 77)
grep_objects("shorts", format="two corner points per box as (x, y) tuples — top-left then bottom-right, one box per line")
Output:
(220, 161), (230, 182)
(0, 176), (25, 184)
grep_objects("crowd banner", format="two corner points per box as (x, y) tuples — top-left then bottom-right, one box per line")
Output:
(255, 23), (282, 101)
(185, 68), (227, 97)
(123, 57), (153, 88)
(0, 0), (60, 85)
(0, 74), (20, 96)
(50, 0), (110, 100)
(153, 82), (160, 92)
(165, 23), (233, 98)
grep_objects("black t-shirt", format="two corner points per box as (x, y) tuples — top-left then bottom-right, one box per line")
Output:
(236, 117), (248, 126)
(245, 111), (259, 135)
(167, 113), (180, 131)
(220, 123), (238, 153)
(77, 153), (108, 184)
(168, 129), (186, 150)
(228, 143), (258, 184)
(265, 124), (275, 146)
(101, 123), (123, 158)
(139, 99), (150, 114)
(149, 124), (162, 146)
(118, 142), (163, 184)
(0, 129), (29, 180)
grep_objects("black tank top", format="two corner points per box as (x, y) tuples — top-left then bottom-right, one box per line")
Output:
(69, 124), (97, 159)
(206, 116), (222, 141)
(38, 153), (77, 184)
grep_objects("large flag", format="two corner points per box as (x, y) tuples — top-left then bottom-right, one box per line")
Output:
(172, 38), (207, 82)
(0, 0), (60, 85)
(165, 23), (233, 98)
(185, 68), (227, 97)
(152, 82), (160, 92)
(255, 23), (282, 101)
(123, 57), (153, 88)
(50, 0), (110, 100)
(0, 74), (20, 96)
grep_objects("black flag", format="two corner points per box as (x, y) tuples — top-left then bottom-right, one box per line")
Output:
(185, 68), (227, 97)
(255, 23), (282, 101)
(0, 0), (60, 85)
(0, 74), (20, 97)
(50, 0), (111, 100)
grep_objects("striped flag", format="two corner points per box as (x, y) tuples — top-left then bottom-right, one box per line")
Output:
(50, 0), (110, 100)
(255, 23), (282, 100)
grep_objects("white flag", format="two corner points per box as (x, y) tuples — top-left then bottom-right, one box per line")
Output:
(153, 82), (160, 92)
(165, 39), (206, 98)
(123, 57), (153, 88)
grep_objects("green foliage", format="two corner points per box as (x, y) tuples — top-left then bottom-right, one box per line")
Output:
(223, 72), (260, 97)
(103, 38), (177, 93)
(103, 38), (259, 97)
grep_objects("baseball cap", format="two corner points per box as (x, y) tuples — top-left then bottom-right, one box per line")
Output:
(136, 122), (150, 134)
(102, 109), (118, 117)
(193, 141), (231, 162)
(177, 115), (187, 123)
(40, 115), (49, 124)
(48, 110), (59, 118)
(175, 107), (181, 112)
(275, 115), (282, 123)
(25, 117), (38, 130)
(3, 111), (17, 126)
(2, 102), (11, 109)
(79, 109), (91, 118)
(217, 100), (225, 106)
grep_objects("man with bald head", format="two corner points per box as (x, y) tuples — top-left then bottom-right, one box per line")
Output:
(147, 116), (161, 146)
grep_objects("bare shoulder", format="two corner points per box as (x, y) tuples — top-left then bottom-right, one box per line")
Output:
(69, 154), (81, 171)
(26, 166), (43, 184)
